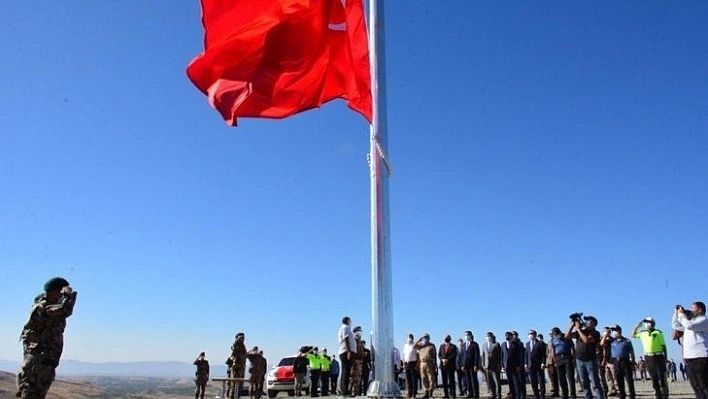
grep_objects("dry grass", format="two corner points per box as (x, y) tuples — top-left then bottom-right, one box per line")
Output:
(0, 370), (105, 398)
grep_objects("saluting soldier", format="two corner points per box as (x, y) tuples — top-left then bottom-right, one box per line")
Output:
(16, 277), (78, 399)
(415, 333), (438, 399)
(247, 347), (267, 398)
(194, 352), (210, 399)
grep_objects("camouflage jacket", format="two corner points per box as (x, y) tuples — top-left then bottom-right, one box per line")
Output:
(247, 352), (267, 376)
(20, 292), (77, 366)
(194, 359), (210, 379)
(231, 341), (247, 366)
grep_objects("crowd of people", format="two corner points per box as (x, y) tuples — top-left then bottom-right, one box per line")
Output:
(381, 303), (707, 399)
(13, 276), (704, 399)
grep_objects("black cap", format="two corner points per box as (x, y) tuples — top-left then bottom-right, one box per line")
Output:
(583, 315), (597, 323)
(44, 277), (70, 293)
(353, 326), (362, 332)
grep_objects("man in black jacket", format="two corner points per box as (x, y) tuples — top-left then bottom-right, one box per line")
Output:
(439, 334), (458, 398)
(525, 330), (547, 399)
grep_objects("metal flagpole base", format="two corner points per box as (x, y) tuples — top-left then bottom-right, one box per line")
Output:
(366, 380), (402, 399)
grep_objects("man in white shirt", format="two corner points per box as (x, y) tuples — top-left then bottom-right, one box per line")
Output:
(338, 316), (357, 396)
(672, 301), (708, 399)
(402, 334), (419, 398)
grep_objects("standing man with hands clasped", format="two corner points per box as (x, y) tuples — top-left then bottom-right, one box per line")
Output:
(672, 302), (708, 399)
(16, 277), (78, 399)
(439, 334), (459, 399)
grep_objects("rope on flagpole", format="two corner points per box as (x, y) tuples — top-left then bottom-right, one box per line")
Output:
(367, 135), (393, 176)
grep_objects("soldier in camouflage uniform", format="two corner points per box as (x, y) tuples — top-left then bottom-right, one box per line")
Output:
(194, 352), (210, 399)
(414, 333), (438, 399)
(247, 347), (267, 398)
(349, 326), (365, 396)
(230, 332), (247, 399)
(16, 277), (78, 399)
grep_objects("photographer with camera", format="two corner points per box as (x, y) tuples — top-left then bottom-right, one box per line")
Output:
(671, 302), (708, 399)
(600, 325), (635, 399)
(631, 317), (668, 399)
(16, 277), (78, 399)
(565, 314), (604, 399)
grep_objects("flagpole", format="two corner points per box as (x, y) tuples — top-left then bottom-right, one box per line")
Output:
(366, 0), (400, 397)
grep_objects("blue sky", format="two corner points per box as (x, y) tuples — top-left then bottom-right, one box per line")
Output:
(1, 1), (707, 372)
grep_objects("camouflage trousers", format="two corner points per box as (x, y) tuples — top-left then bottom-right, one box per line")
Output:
(250, 373), (265, 397)
(420, 361), (436, 393)
(16, 353), (57, 399)
(349, 360), (363, 395)
(227, 364), (246, 399)
(195, 377), (208, 399)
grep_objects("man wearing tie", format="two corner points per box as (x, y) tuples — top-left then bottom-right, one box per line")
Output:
(461, 330), (481, 399)
(439, 334), (458, 398)
(525, 330), (547, 399)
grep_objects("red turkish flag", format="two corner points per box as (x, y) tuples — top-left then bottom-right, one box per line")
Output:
(187, 0), (372, 126)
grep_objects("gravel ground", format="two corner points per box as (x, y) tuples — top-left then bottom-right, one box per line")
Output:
(305, 379), (697, 398)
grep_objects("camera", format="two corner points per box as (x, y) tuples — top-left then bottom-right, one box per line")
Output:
(569, 312), (586, 327)
(676, 305), (694, 319)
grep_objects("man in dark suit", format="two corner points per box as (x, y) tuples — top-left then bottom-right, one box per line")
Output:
(461, 330), (481, 399)
(525, 330), (547, 399)
(439, 334), (458, 398)
(456, 339), (467, 397)
(502, 331), (525, 399)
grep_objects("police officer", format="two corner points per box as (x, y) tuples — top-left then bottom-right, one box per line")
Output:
(632, 317), (668, 399)
(16, 277), (78, 399)
(601, 325), (636, 399)
(307, 347), (322, 397)
(320, 348), (331, 396)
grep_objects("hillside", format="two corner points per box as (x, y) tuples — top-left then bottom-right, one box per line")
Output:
(0, 370), (105, 398)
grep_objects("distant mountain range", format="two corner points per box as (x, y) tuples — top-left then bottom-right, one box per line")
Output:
(0, 359), (228, 378)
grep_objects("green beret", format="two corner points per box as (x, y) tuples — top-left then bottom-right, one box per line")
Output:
(44, 277), (70, 292)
